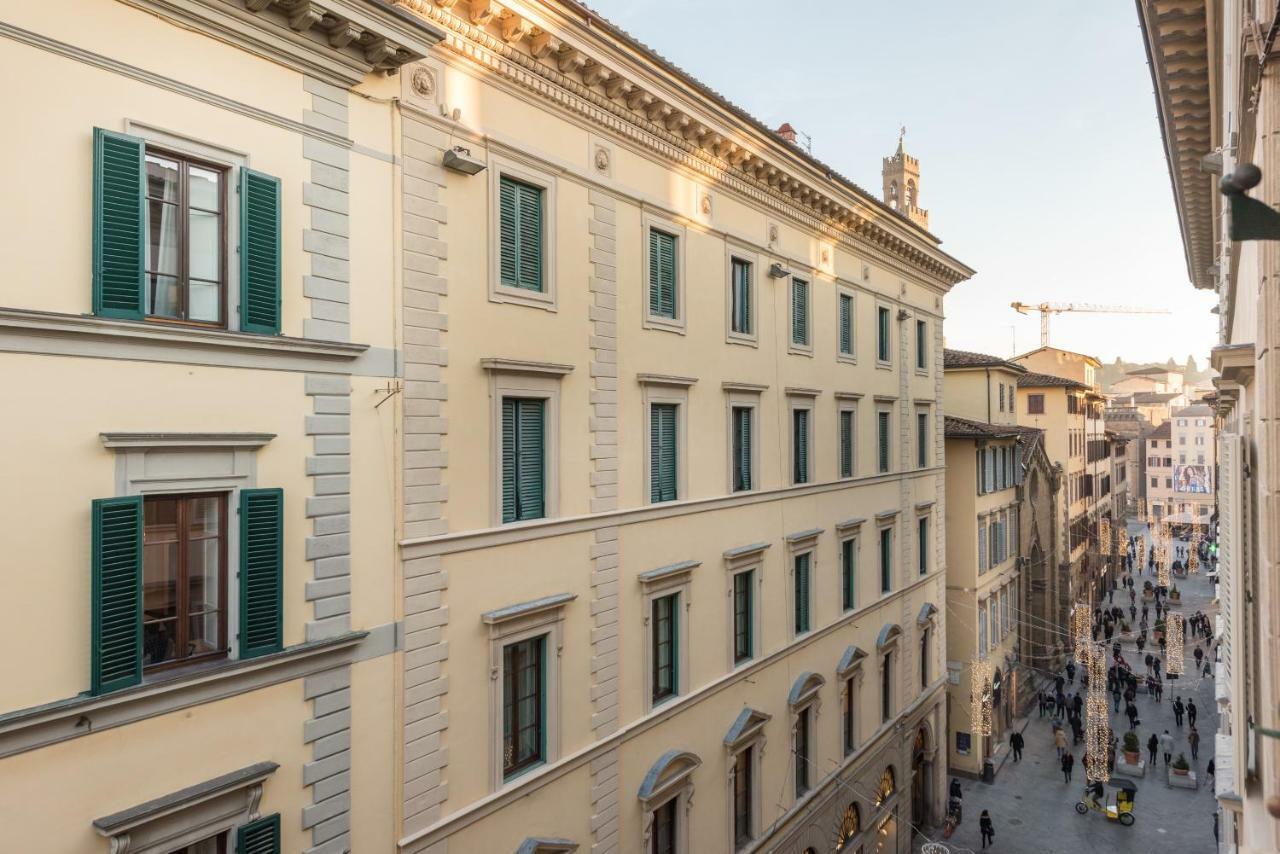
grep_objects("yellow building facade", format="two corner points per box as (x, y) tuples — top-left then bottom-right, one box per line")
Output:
(385, 3), (971, 852)
(0, 2), (443, 851)
(940, 352), (1027, 777)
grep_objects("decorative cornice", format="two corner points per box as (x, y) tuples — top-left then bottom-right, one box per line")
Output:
(391, 0), (974, 288)
(481, 592), (577, 624)
(94, 762), (279, 835)
(480, 357), (575, 375)
(636, 372), (698, 387)
(721, 381), (769, 393)
(100, 432), (276, 450)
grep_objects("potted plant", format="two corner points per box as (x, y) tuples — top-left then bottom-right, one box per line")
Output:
(1154, 618), (1166, 642)
(1123, 730), (1141, 764)
(1143, 580), (1156, 603)
(1171, 753), (1190, 776)
(1169, 584), (1181, 603)
(1120, 619), (1132, 637)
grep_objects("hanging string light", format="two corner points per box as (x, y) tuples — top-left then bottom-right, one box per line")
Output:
(1136, 534), (1146, 567)
(1166, 613), (1185, 675)
(1085, 693), (1111, 783)
(1073, 602), (1092, 664)
(1116, 526), (1126, 558)
(1188, 550), (1199, 574)
(971, 658), (993, 737)
(1088, 638), (1106, 685)
(1099, 518), (1111, 555)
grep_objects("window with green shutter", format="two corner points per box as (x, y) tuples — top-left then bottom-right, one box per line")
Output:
(649, 228), (677, 319)
(92, 128), (280, 333)
(917, 411), (929, 468)
(839, 292), (853, 355)
(91, 495), (144, 695)
(841, 537), (856, 611)
(733, 569), (753, 663)
(730, 258), (752, 334)
(839, 409), (855, 478)
(791, 277), (809, 346)
(499, 175), (544, 292)
(502, 397), (546, 522)
(877, 410), (891, 473)
(239, 488), (283, 659)
(794, 552), (811, 635)
(918, 517), (929, 575)
(792, 408), (810, 484)
(879, 527), (893, 593)
(732, 406), (753, 492)
(236, 813), (280, 854)
(877, 306), (891, 362)
(650, 403), (678, 503)
(915, 319), (928, 369)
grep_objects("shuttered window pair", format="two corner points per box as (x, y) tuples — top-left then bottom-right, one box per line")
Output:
(89, 489), (283, 696)
(839, 410), (855, 478)
(650, 403), (678, 503)
(92, 128), (280, 334)
(648, 228), (677, 319)
(790, 278), (809, 346)
(793, 553), (811, 635)
(839, 293), (854, 355)
(732, 407), (753, 492)
(730, 258), (752, 334)
(792, 408), (810, 484)
(498, 175), (545, 292)
(501, 397), (546, 523)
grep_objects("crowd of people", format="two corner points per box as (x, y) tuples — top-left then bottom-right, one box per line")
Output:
(944, 526), (1220, 849)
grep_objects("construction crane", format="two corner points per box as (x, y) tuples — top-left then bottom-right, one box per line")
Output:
(1010, 302), (1171, 347)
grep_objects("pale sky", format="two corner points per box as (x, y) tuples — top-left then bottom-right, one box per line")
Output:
(585, 0), (1219, 367)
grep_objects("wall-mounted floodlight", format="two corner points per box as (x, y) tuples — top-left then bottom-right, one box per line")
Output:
(768, 262), (791, 279)
(443, 146), (486, 175)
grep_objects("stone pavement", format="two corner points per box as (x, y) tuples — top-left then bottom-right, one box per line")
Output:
(914, 526), (1221, 853)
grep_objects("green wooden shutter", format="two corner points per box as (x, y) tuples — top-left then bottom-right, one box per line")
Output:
(734, 407), (753, 491)
(839, 293), (852, 354)
(732, 260), (751, 333)
(91, 495), (143, 695)
(239, 167), (281, 334)
(878, 412), (889, 472)
(516, 182), (543, 291)
(651, 403), (677, 502)
(516, 399), (546, 519)
(499, 177), (519, 288)
(93, 128), (145, 320)
(239, 488), (284, 659)
(502, 398), (519, 523)
(791, 279), (808, 345)
(839, 410), (853, 477)
(649, 229), (676, 318)
(795, 555), (810, 633)
(794, 409), (809, 483)
(236, 814), (280, 854)
(842, 538), (855, 610)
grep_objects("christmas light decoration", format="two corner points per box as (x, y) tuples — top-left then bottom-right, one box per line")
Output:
(1073, 602), (1091, 664)
(1188, 551), (1199, 574)
(1116, 527), (1126, 558)
(1099, 518), (1111, 554)
(1085, 693), (1111, 783)
(971, 658), (992, 737)
(1136, 535), (1145, 566)
(1156, 544), (1170, 587)
(1166, 613), (1185, 675)
(1088, 639), (1106, 685)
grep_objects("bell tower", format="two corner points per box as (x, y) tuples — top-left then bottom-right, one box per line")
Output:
(882, 127), (929, 229)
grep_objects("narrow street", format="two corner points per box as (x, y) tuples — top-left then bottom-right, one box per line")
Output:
(920, 525), (1221, 853)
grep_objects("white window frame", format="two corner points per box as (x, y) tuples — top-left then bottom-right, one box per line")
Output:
(487, 155), (558, 310)
(878, 520), (896, 596)
(725, 711), (769, 850)
(483, 360), (570, 526)
(725, 543), (767, 669)
(788, 391), (818, 485)
(639, 561), (694, 712)
(786, 530), (821, 640)
(878, 634), (899, 723)
(916, 405), (930, 468)
(836, 284), (857, 364)
(789, 674), (824, 799)
(724, 383), (766, 494)
(917, 512), (931, 576)
(837, 649), (867, 755)
(725, 243), (759, 346)
(875, 303), (893, 367)
(639, 754), (698, 854)
(640, 375), (694, 505)
(915, 318), (929, 374)
(484, 594), (572, 791)
(641, 210), (687, 334)
(876, 402), (895, 474)
(788, 270), (815, 356)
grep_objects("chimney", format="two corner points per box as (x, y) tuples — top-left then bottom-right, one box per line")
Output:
(775, 122), (797, 144)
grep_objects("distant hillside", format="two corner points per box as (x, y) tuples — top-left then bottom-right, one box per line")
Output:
(1098, 355), (1217, 392)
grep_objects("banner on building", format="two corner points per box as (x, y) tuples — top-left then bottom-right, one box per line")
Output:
(1173, 464), (1212, 494)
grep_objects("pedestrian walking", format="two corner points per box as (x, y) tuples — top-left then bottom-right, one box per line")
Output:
(1173, 697), (1185, 727)
(1207, 758), (1216, 785)
(1189, 725), (1201, 759)
(1145, 653), (1154, 675)
(1037, 691), (1047, 717)
(979, 810), (995, 849)
(1154, 678), (1163, 702)
(1061, 751), (1074, 783)
(1188, 699), (1198, 727)
(1066, 661), (1076, 685)
(1111, 683), (1122, 713)
(1126, 702), (1139, 730)
(1055, 691), (1066, 718)
(1203, 660), (1212, 679)
(1195, 646), (1204, 670)
(1054, 727), (1068, 760)
(1160, 730), (1174, 767)
(1147, 732), (1159, 766)
(1073, 693), (1083, 719)
(1010, 730), (1024, 762)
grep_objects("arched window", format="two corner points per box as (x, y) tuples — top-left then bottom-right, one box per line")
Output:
(835, 802), (861, 849)
(874, 766), (896, 805)
(888, 181), (899, 209)
(906, 179), (916, 207)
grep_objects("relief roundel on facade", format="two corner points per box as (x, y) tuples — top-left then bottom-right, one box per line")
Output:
(700, 194), (712, 216)
(594, 146), (610, 172)
(411, 66), (436, 98)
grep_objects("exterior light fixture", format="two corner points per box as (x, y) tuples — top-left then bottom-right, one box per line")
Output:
(442, 145), (486, 175)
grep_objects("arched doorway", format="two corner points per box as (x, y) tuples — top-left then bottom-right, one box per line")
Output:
(911, 727), (931, 834)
